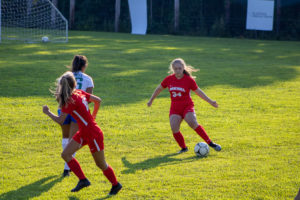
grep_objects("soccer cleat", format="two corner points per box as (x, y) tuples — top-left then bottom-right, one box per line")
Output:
(62, 169), (71, 177)
(71, 178), (91, 192)
(109, 182), (122, 195)
(209, 142), (222, 151)
(177, 147), (188, 154)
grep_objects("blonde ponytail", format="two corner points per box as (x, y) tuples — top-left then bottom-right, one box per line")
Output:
(52, 72), (76, 108)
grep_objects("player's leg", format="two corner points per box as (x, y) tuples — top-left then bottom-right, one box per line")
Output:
(61, 124), (71, 176)
(184, 112), (221, 151)
(64, 121), (79, 176)
(91, 139), (122, 195)
(58, 108), (72, 176)
(62, 139), (90, 192)
(69, 121), (78, 138)
(170, 114), (187, 153)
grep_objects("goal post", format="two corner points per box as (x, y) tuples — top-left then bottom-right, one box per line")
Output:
(0, 0), (68, 43)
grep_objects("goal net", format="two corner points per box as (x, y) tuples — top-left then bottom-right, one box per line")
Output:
(0, 0), (68, 43)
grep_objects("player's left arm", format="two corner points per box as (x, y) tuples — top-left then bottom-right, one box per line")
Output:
(43, 105), (68, 124)
(86, 78), (94, 103)
(193, 88), (218, 108)
(89, 94), (101, 119)
(86, 77), (94, 94)
(86, 87), (94, 104)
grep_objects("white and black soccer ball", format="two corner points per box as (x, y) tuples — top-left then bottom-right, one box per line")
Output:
(42, 36), (49, 42)
(194, 142), (209, 157)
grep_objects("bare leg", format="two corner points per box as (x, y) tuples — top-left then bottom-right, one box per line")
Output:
(69, 122), (78, 139)
(170, 114), (187, 151)
(61, 124), (71, 173)
(169, 114), (182, 133)
(92, 150), (120, 191)
(61, 139), (81, 163)
(61, 124), (70, 138)
(92, 150), (108, 171)
(63, 121), (79, 172)
(184, 112), (199, 129)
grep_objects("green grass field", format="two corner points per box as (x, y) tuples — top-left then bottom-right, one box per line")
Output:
(0, 31), (299, 200)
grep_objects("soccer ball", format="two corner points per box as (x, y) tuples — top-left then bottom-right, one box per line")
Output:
(42, 36), (49, 42)
(194, 142), (209, 157)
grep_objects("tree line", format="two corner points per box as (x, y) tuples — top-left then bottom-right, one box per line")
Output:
(53, 0), (300, 40)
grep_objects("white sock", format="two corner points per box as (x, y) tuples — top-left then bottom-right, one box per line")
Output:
(62, 138), (69, 149)
(62, 138), (76, 171)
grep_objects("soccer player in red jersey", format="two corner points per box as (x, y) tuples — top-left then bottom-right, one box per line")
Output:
(43, 72), (122, 195)
(147, 58), (221, 153)
(59, 55), (94, 177)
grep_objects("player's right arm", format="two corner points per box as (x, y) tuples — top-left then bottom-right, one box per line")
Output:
(147, 84), (164, 107)
(43, 105), (68, 125)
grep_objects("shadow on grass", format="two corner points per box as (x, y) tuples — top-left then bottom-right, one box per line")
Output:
(68, 196), (80, 200)
(0, 31), (299, 105)
(0, 175), (63, 200)
(93, 195), (113, 200)
(121, 153), (202, 174)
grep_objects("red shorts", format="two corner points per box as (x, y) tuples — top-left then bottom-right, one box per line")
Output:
(169, 101), (195, 118)
(72, 126), (104, 153)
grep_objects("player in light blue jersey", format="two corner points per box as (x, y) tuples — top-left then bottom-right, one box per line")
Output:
(59, 55), (94, 177)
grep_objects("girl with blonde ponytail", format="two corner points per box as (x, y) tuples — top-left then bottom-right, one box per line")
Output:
(58, 55), (94, 177)
(148, 58), (222, 154)
(168, 58), (199, 79)
(56, 73), (76, 108)
(43, 72), (122, 195)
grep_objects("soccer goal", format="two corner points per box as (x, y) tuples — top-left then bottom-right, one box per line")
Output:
(0, 0), (68, 43)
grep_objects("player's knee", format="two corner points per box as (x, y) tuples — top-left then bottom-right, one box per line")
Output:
(61, 151), (67, 160)
(189, 121), (198, 129)
(96, 160), (108, 170)
(61, 152), (66, 161)
(61, 151), (71, 162)
(171, 126), (180, 133)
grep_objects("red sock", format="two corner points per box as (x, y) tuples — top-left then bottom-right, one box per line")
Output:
(194, 125), (212, 144)
(173, 132), (187, 149)
(67, 158), (86, 180)
(103, 166), (118, 186)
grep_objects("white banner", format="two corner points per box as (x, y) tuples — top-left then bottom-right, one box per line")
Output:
(246, 0), (275, 31)
(128, 0), (147, 35)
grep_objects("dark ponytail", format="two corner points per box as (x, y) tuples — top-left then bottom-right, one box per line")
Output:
(71, 55), (88, 72)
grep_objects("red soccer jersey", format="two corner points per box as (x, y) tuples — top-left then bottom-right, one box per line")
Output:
(61, 89), (97, 130)
(161, 74), (198, 103)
